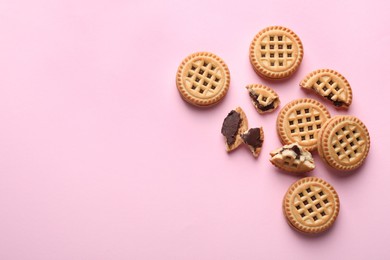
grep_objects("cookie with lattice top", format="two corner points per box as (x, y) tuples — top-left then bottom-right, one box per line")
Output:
(176, 52), (230, 107)
(270, 143), (315, 173)
(249, 26), (304, 79)
(277, 98), (331, 151)
(318, 115), (370, 171)
(241, 127), (264, 157)
(283, 177), (340, 234)
(246, 84), (280, 114)
(221, 107), (248, 152)
(300, 69), (352, 109)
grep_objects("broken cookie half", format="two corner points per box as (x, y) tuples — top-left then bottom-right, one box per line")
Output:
(300, 69), (352, 109)
(246, 84), (280, 114)
(270, 143), (315, 173)
(221, 107), (248, 152)
(241, 127), (264, 158)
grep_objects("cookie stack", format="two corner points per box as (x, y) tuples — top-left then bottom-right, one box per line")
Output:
(175, 25), (370, 235)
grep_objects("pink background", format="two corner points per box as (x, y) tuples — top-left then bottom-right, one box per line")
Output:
(0, 0), (389, 259)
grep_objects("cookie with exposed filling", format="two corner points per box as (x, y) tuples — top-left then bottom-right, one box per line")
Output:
(221, 107), (248, 152)
(241, 127), (264, 157)
(300, 69), (352, 109)
(270, 143), (315, 173)
(246, 84), (280, 114)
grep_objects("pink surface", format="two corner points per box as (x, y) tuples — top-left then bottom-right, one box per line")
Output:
(0, 0), (389, 259)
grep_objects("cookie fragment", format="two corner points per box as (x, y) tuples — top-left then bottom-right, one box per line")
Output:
(270, 143), (315, 173)
(300, 69), (352, 109)
(241, 127), (264, 157)
(318, 115), (370, 171)
(283, 177), (340, 234)
(276, 98), (331, 151)
(176, 52), (230, 107)
(249, 26), (304, 79)
(221, 107), (248, 152)
(246, 84), (280, 114)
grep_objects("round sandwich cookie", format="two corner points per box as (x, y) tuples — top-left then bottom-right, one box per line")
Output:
(176, 52), (230, 107)
(277, 98), (331, 151)
(283, 177), (340, 234)
(249, 26), (304, 79)
(300, 69), (353, 109)
(246, 84), (280, 114)
(318, 115), (370, 171)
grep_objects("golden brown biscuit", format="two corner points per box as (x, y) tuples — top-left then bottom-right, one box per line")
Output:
(277, 98), (331, 151)
(270, 143), (315, 173)
(176, 52), (230, 107)
(221, 107), (248, 152)
(318, 115), (370, 171)
(283, 177), (340, 234)
(249, 26), (304, 79)
(246, 84), (280, 114)
(300, 69), (352, 109)
(241, 127), (264, 157)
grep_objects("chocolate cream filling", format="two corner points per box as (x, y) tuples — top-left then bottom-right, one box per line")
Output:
(249, 92), (275, 111)
(241, 128), (263, 149)
(325, 94), (344, 107)
(291, 145), (301, 159)
(280, 145), (302, 159)
(221, 110), (242, 146)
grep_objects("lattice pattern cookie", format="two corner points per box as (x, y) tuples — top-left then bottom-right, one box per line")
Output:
(250, 26), (304, 79)
(270, 143), (315, 173)
(283, 177), (340, 234)
(277, 98), (331, 151)
(300, 69), (352, 109)
(246, 84), (280, 114)
(176, 52), (230, 107)
(221, 107), (248, 152)
(318, 115), (370, 171)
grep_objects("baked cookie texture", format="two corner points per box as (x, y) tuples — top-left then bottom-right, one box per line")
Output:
(318, 115), (370, 171)
(241, 127), (264, 158)
(283, 177), (340, 234)
(300, 69), (352, 109)
(270, 143), (315, 173)
(250, 26), (304, 79)
(221, 107), (248, 152)
(277, 98), (331, 151)
(176, 52), (230, 107)
(246, 84), (280, 114)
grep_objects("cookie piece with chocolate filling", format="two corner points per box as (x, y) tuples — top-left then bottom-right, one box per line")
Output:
(221, 107), (248, 152)
(241, 127), (264, 157)
(300, 69), (352, 109)
(270, 143), (315, 173)
(246, 84), (280, 114)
